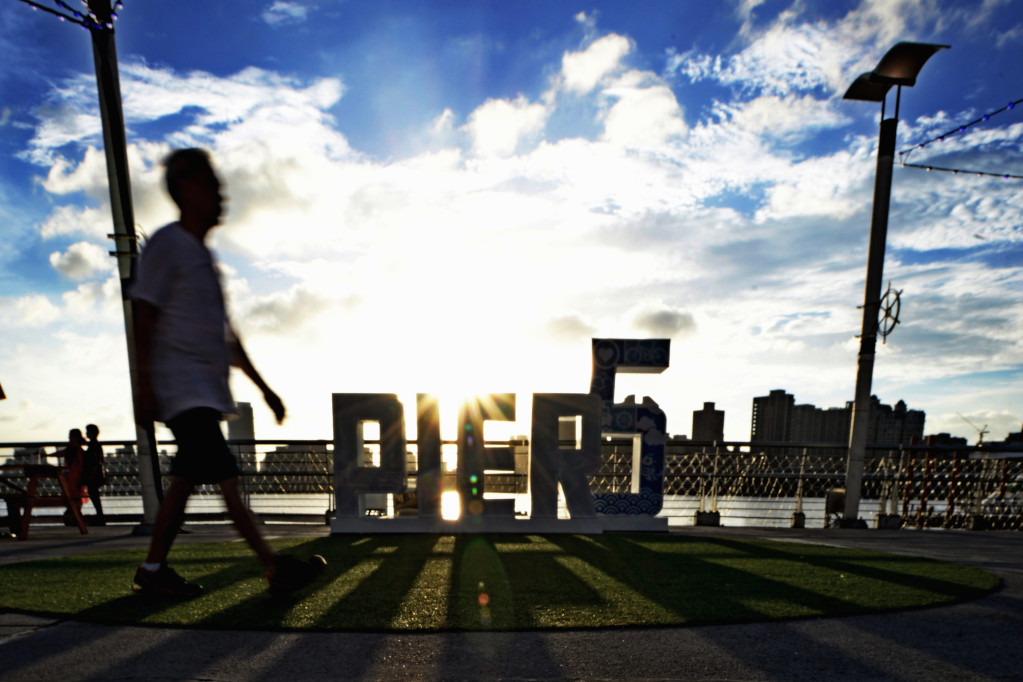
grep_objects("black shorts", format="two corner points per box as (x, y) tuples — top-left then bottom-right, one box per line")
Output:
(167, 407), (241, 485)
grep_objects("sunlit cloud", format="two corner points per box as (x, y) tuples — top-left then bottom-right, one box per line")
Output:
(630, 306), (696, 337)
(3, 294), (61, 328)
(560, 33), (633, 94)
(463, 95), (548, 158)
(49, 241), (111, 280)
(261, 1), (309, 26)
(600, 76), (687, 148)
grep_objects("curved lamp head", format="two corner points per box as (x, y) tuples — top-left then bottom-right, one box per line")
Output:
(843, 41), (949, 101)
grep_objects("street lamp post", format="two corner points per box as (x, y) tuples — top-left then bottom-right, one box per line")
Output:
(85, 0), (163, 529)
(17, 0), (163, 527)
(841, 42), (948, 526)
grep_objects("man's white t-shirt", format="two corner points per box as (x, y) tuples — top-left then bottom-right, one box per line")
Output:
(131, 222), (235, 422)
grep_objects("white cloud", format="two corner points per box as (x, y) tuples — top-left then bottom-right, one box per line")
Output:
(561, 33), (633, 94)
(49, 241), (112, 280)
(463, 95), (548, 158)
(262, 1), (309, 26)
(39, 146), (110, 198)
(630, 306), (696, 337)
(756, 150), (866, 221)
(995, 22), (1023, 48)
(26, 62), (347, 166)
(431, 108), (456, 137)
(23, 105), (101, 165)
(39, 204), (109, 240)
(600, 76), (687, 148)
(668, 0), (939, 97)
(721, 95), (849, 141)
(543, 314), (596, 344)
(61, 275), (124, 324)
(234, 284), (327, 335)
(0, 329), (133, 438)
(937, 408), (1021, 443)
(3, 295), (60, 327)
(573, 11), (597, 31)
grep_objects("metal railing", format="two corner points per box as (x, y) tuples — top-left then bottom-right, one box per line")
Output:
(2, 438), (1020, 530)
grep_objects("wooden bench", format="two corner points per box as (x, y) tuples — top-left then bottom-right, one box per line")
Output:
(1, 462), (88, 540)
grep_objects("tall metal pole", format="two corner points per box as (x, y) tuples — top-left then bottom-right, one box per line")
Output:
(86, 0), (162, 527)
(843, 102), (899, 525)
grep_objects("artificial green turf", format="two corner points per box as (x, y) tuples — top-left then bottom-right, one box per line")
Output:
(0, 534), (999, 631)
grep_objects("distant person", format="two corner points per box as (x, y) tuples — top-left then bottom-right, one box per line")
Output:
(82, 424), (107, 525)
(58, 428), (86, 479)
(130, 148), (324, 597)
(57, 428), (87, 524)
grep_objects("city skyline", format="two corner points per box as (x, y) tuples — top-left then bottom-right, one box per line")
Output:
(1, 1), (1021, 445)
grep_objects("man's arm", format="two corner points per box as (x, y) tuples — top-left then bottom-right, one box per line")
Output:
(229, 333), (286, 424)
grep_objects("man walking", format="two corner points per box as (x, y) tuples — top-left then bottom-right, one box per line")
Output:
(131, 148), (323, 597)
(83, 423), (106, 525)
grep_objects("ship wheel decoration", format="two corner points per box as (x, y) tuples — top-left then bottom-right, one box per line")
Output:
(879, 281), (902, 344)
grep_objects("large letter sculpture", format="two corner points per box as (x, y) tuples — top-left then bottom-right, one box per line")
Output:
(529, 393), (602, 518)
(589, 339), (670, 516)
(415, 394), (443, 517)
(332, 393), (407, 518)
(457, 393), (517, 519)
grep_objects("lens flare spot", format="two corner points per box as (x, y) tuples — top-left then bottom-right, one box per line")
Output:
(441, 491), (461, 520)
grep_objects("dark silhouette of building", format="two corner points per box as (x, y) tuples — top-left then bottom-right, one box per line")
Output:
(750, 390), (924, 446)
(870, 398), (925, 446)
(1007, 426), (1023, 444)
(750, 389), (794, 442)
(692, 402), (724, 442)
(227, 401), (257, 471)
(925, 433), (968, 446)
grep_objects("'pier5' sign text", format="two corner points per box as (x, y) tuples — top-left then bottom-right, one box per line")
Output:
(330, 338), (670, 533)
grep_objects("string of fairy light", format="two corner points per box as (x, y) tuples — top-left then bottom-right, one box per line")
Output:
(15, 0), (123, 31)
(898, 96), (1023, 180)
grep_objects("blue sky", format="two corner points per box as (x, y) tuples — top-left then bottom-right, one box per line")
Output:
(1, 0), (1022, 444)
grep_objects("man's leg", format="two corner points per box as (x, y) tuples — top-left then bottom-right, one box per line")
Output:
(5, 499), (21, 535)
(144, 475), (193, 565)
(87, 484), (105, 522)
(219, 476), (276, 568)
(220, 477), (327, 594)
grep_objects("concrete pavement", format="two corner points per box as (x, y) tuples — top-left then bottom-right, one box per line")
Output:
(1, 523), (1021, 681)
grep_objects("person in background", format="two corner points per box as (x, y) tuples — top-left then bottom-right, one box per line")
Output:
(82, 424), (107, 525)
(57, 428), (87, 525)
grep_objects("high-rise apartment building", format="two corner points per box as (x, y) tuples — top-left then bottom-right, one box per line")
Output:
(227, 401), (257, 471)
(750, 390), (924, 445)
(750, 389), (794, 442)
(867, 398), (925, 446)
(692, 402), (725, 442)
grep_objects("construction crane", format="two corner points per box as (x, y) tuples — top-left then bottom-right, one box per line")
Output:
(958, 413), (990, 444)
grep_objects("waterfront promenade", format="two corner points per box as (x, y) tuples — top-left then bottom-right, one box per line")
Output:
(1, 524), (1021, 681)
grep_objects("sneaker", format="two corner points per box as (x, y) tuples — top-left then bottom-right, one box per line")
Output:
(132, 564), (205, 598)
(266, 554), (327, 595)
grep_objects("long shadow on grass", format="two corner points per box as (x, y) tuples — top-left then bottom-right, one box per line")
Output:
(309, 533), (440, 630)
(546, 534), (872, 626)
(62, 544), (263, 627)
(159, 535), (409, 630)
(446, 535), (533, 630)
(704, 537), (997, 604)
(71, 538), (349, 628)
(447, 534), (626, 630)
(12, 533), (998, 634)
